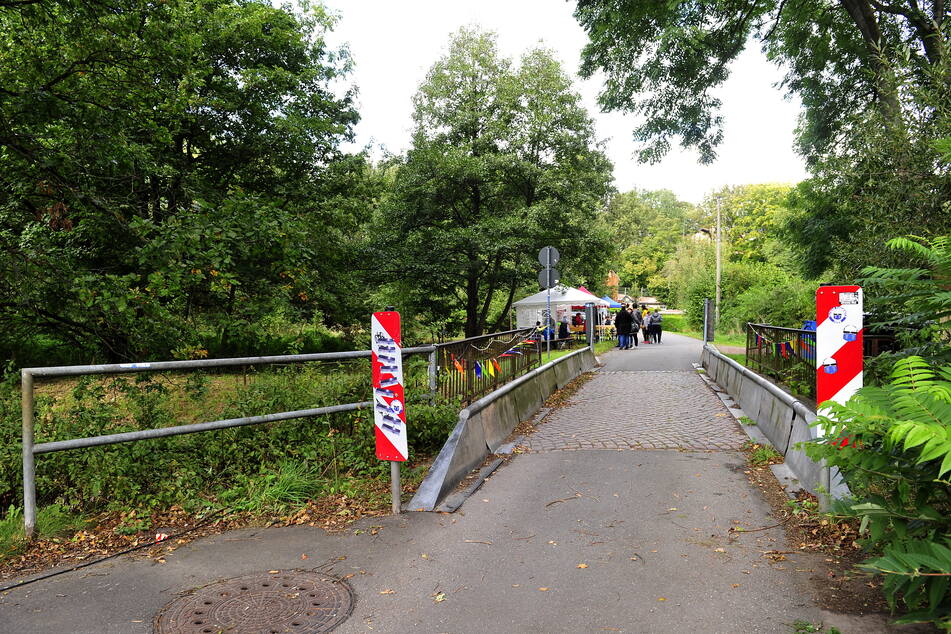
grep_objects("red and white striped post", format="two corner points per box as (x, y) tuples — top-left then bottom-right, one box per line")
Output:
(371, 310), (408, 514)
(815, 285), (863, 508)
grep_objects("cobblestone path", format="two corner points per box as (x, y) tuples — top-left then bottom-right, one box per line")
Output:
(520, 370), (745, 452)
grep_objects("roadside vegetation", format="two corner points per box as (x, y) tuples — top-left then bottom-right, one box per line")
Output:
(0, 363), (458, 566)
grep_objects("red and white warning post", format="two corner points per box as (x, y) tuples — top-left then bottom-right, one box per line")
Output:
(371, 311), (408, 462)
(816, 285), (863, 410)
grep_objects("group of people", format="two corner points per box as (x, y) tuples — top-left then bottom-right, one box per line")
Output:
(612, 304), (663, 349)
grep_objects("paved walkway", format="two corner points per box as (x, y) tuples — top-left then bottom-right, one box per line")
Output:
(1, 334), (849, 633)
(521, 370), (744, 451)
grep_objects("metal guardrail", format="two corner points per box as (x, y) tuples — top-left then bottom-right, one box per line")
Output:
(20, 346), (437, 536)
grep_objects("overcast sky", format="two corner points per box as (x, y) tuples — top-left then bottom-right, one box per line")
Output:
(323, 0), (809, 204)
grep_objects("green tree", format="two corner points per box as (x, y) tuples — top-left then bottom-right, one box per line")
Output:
(373, 29), (614, 337)
(0, 0), (359, 362)
(784, 86), (951, 279)
(695, 184), (795, 264)
(573, 0), (948, 163)
(607, 189), (695, 296)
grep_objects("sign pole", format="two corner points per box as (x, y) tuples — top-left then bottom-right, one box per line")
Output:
(546, 249), (551, 361)
(371, 309), (408, 515)
(390, 461), (401, 515)
(538, 246), (560, 362)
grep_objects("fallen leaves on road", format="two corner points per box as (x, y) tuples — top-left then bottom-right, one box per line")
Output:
(379, 589), (395, 595)
(432, 591), (446, 603)
(576, 563), (588, 569)
(538, 587), (550, 592)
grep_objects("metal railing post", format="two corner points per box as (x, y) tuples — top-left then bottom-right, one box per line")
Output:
(585, 303), (595, 349)
(427, 350), (438, 400)
(22, 370), (36, 538)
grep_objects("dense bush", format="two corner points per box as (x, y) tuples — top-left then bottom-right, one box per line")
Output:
(806, 357), (951, 628)
(720, 274), (816, 332)
(0, 363), (457, 518)
(666, 244), (815, 331)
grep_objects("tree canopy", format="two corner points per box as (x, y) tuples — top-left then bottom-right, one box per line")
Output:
(372, 28), (614, 337)
(606, 189), (694, 295)
(0, 0), (361, 361)
(574, 0), (948, 163)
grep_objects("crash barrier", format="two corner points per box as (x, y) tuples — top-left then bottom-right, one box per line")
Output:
(701, 344), (847, 498)
(409, 346), (597, 511)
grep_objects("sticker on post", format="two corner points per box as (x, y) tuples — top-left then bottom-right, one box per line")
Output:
(827, 306), (847, 323)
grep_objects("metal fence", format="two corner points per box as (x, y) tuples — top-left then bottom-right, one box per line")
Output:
(745, 323), (898, 401)
(18, 325), (580, 535)
(433, 328), (541, 404)
(745, 323), (817, 400)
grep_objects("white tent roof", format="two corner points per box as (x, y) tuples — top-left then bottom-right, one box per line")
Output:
(513, 286), (611, 307)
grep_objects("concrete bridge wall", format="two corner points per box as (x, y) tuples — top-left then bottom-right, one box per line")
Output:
(700, 344), (847, 498)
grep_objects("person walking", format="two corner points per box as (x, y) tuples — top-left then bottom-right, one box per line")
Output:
(614, 303), (632, 349)
(640, 304), (650, 343)
(652, 309), (663, 343)
(630, 305), (642, 348)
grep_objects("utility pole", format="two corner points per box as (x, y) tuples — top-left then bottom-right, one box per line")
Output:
(715, 197), (722, 327)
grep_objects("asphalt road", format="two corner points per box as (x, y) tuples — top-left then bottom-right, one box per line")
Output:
(599, 332), (705, 372)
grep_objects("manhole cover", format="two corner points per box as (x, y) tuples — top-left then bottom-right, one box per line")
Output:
(154, 570), (354, 633)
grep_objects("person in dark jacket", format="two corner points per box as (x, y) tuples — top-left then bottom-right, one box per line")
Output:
(651, 309), (663, 343)
(558, 319), (569, 341)
(630, 306), (642, 348)
(614, 304), (632, 349)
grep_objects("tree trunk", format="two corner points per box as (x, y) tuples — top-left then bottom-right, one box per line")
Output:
(464, 265), (481, 338)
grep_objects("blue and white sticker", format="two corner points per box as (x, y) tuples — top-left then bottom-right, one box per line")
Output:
(842, 325), (858, 342)
(822, 357), (838, 374)
(828, 306), (847, 324)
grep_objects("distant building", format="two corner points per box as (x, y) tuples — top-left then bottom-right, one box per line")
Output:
(617, 293), (667, 311)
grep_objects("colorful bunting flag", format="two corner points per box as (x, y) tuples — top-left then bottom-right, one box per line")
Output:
(475, 361), (483, 378)
(485, 359), (496, 377)
(492, 358), (501, 373)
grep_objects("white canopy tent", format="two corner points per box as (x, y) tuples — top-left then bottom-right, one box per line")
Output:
(512, 286), (610, 328)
